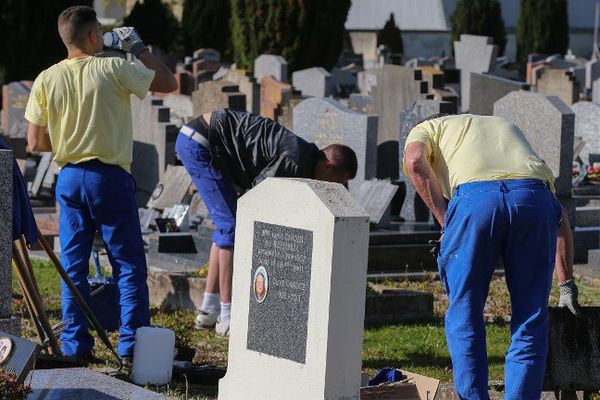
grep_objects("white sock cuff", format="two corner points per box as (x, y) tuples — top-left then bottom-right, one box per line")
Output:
(201, 292), (221, 312)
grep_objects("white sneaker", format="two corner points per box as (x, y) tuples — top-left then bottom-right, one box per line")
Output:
(215, 317), (230, 337)
(195, 309), (219, 329)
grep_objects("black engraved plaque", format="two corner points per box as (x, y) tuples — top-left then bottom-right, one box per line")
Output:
(246, 221), (313, 364)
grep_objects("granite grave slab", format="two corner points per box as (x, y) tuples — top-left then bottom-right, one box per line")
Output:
(494, 91), (575, 197)
(28, 368), (174, 400)
(469, 72), (530, 116)
(293, 97), (377, 193)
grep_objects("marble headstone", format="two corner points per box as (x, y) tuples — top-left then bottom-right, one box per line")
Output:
(293, 97), (377, 193)
(218, 178), (369, 400)
(399, 100), (456, 222)
(573, 101), (600, 166)
(254, 54), (288, 82)
(494, 91), (575, 197)
(469, 73), (530, 116)
(292, 67), (332, 98)
(454, 34), (498, 112)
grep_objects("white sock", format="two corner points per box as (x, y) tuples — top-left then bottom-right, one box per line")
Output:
(201, 292), (221, 313)
(220, 302), (231, 322)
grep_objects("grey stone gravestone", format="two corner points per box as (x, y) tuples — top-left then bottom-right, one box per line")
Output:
(0, 332), (39, 382)
(131, 96), (178, 206)
(469, 73), (530, 116)
(254, 54), (288, 82)
(219, 178), (369, 400)
(146, 165), (192, 210)
(573, 101), (600, 165)
(454, 34), (498, 112)
(222, 69), (260, 114)
(371, 65), (430, 180)
(28, 368), (174, 399)
(1, 82), (32, 139)
(536, 69), (580, 106)
(293, 97), (377, 193)
(292, 67), (332, 98)
(353, 179), (398, 224)
(192, 80), (246, 116)
(399, 100), (456, 222)
(494, 92), (575, 199)
(0, 150), (20, 335)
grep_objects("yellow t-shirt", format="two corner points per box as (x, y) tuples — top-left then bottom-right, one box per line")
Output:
(24, 56), (155, 172)
(403, 114), (555, 199)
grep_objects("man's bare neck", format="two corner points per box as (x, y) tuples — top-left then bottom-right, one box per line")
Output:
(203, 112), (212, 124)
(66, 48), (95, 60)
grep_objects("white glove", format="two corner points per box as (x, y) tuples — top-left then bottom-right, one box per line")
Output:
(113, 27), (147, 56)
(558, 279), (581, 316)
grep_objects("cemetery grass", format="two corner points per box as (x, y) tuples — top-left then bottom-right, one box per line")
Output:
(13, 258), (600, 399)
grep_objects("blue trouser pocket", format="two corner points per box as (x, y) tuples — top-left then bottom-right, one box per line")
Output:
(176, 133), (238, 248)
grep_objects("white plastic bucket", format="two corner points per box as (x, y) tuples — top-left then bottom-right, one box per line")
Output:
(132, 326), (176, 385)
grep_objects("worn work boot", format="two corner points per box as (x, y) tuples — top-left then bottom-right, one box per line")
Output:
(215, 317), (230, 337)
(195, 309), (219, 329)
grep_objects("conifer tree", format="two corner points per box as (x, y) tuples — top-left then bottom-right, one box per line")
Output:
(451, 0), (507, 56)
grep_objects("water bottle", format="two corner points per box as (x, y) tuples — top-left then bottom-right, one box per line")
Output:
(103, 32), (121, 49)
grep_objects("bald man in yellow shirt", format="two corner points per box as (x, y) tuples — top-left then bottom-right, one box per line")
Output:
(25, 6), (177, 364)
(403, 114), (578, 400)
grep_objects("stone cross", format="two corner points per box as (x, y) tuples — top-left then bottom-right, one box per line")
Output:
(536, 69), (580, 106)
(192, 80), (246, 116)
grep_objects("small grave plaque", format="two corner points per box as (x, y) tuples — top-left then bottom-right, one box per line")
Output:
(247, 221), (313, 363)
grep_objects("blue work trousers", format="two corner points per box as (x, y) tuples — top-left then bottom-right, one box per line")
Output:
(176, 133), (237, 248)
(56, 160), (150, 357)
(438, 179), (562, 400)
